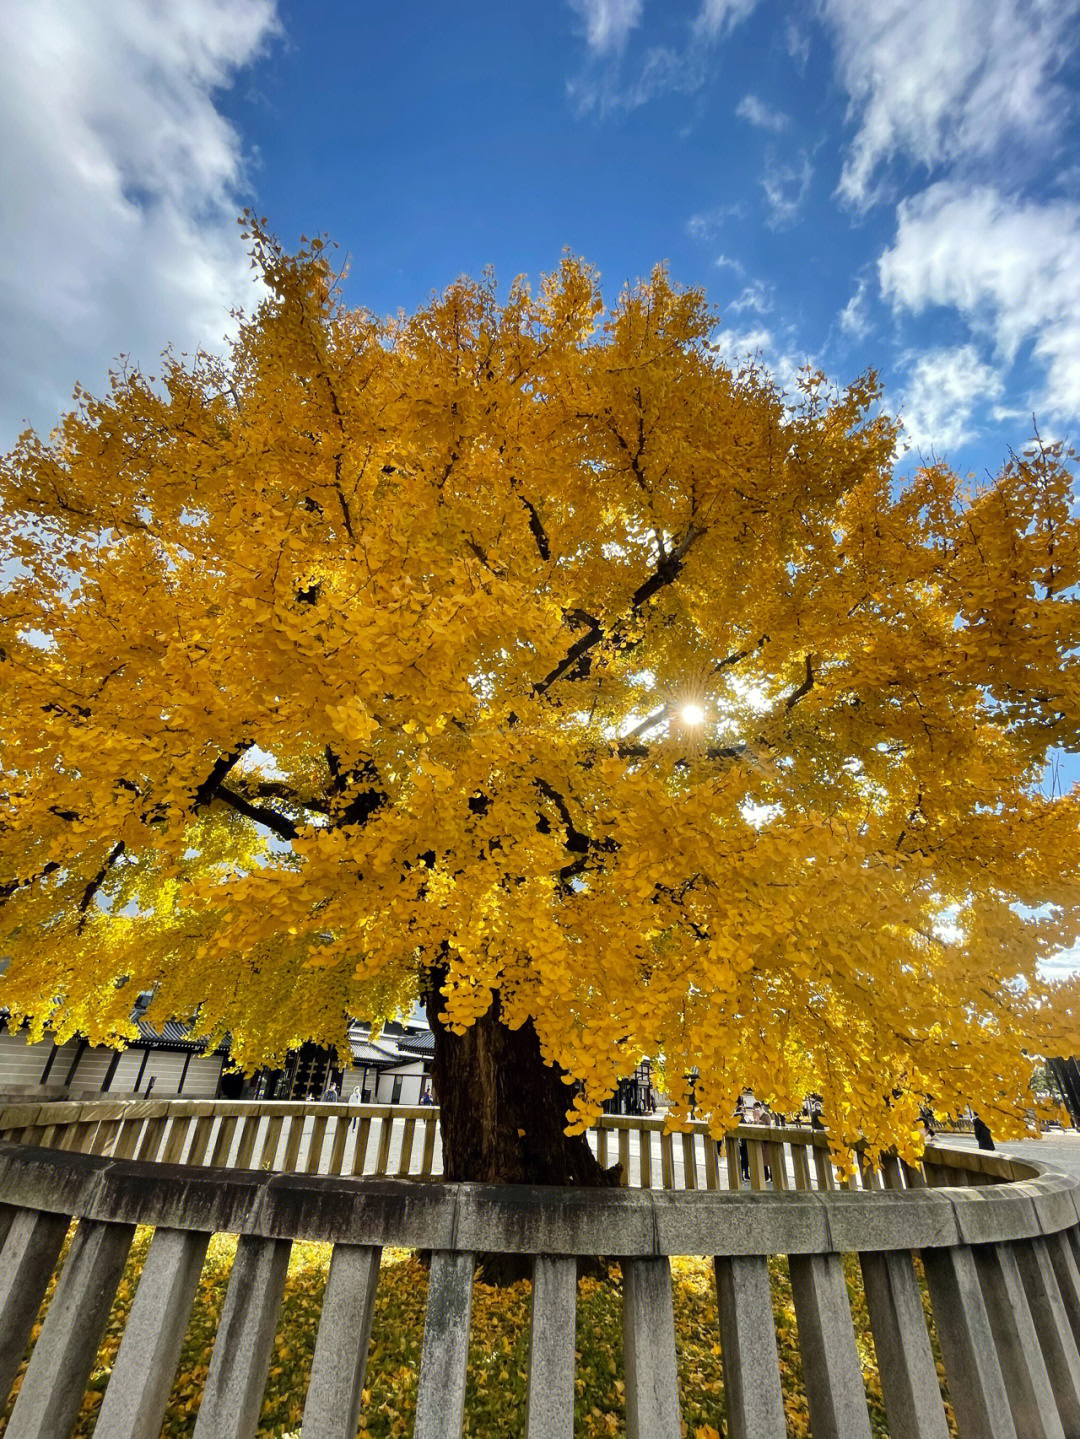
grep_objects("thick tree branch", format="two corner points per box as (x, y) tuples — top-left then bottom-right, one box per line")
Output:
(534, 523), (703, 696)
(325, 744), (344, 787)
(534, 778), (591, 854)
(337, 782), (386, 828)
(620, 705), (669, 743)
(193, 742), (254, 811)
(534, 777), (619, 895)
(235, 780), (330, 815)
(466, 537), (505, 576)
(628, 523), (702, 610)
(215, 784), (300, 841)
(784, 654), (815, 711)
(323, 747), (387, 827)
(615, 738), (749, 761)
(297, 291), (358, 552)
(519, 495), (550, 561)
(77, 840), (125, 932)
(533, 620), (603, 697)
(557, 853), (592, 885)
(0, 861), (60, 907)
(334, 465), (356, 542)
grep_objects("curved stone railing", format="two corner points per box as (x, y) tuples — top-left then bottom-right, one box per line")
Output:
(0, 1097), (994, 1192)
(2, 1134), (1080, 1438)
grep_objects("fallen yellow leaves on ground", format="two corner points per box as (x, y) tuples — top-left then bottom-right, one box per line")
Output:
(0, 1228), (958, 1437)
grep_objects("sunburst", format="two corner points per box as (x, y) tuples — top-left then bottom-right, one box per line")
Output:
(660, 669), (715, 762)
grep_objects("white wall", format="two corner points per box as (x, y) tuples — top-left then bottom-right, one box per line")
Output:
(375, 1061), (427, 1105)
(110, 1049), (147, 1092)
(0, 1030), (69, 1089)
(108, 1050), (223, 1097)
(178, 1055), (224, 1096)
(129, 1051), (187, 1095)
(0, 1029), (223, 1097)
(65, 1047), (116, 1091)
(341, 1064), (380, 1100)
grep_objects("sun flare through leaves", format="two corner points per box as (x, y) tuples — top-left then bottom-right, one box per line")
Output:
(2, 223), (1080, 1168)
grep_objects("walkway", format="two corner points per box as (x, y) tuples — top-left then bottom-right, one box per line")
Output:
(939, 1129), (1080, 1180)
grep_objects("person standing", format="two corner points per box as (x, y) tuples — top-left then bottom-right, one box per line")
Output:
(736, 1097), (751, 1183)
(752, 1101), (772, 1183)
(349, 1084), (364, 1130)
(972, 1113), (995, 1150)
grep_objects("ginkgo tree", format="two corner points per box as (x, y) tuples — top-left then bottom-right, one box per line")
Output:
(2, 225), (1080, 1186)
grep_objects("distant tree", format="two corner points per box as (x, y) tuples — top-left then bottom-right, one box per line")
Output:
(2, 226), (1080, 1183)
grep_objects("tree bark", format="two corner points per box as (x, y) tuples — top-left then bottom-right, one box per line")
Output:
(426, 967), (619, 1190)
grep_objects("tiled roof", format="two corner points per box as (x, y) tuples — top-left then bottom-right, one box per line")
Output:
(396, 1030), (435, 1057)
(134, 1019), (206, 1050)
(349, 1039), (400, 1067)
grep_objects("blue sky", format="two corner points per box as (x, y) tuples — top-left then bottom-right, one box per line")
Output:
(1, 1), (1079, 961)
(3, 0), (1080, 476)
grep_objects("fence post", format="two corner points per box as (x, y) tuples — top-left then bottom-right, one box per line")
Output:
(973, 1242), (1066, 1439)
(92, 1227), (211, 1439)
(622, 1257), (681, 1439)
(414, 1251), (475, 1439)
(191, 1236), (291, 1439)
(714, 1254), (786, 1439)
(922, 1244), (1018, 1439)
(5, 1219), (135, 1439)
(859, 1248), (950, 1439)
(0, 1208), (71, 1408)
(787, 1252), (873, 1439)
(525, 1256), (577, 1439)
(302, 1244), (382, 1439)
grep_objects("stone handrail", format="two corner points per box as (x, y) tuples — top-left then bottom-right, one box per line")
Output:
(3, 1120), (1080, 1436)
(2, 1133), (1080, 1439)
(0, 1096), (1004, 1193)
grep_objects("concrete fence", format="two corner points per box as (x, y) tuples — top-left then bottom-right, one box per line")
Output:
(1, 1103), (1080, 1435)
(0, 1096), (965, 1193)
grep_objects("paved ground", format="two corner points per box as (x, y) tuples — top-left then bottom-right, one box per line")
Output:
(937, 1130), (1080, 1179)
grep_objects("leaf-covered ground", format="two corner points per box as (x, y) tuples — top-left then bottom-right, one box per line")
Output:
(1, 1228), (956, 1437)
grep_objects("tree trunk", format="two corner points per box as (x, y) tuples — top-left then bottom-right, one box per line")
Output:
(427, 968), (619, 1190)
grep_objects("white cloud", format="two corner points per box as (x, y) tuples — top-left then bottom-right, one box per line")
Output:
(895, 345), (1005, 452)
(785, 19), (810, 70)
(686, 204), (745, 240)
(0, 0), (280, 446)
(819, 0), (1080, 206)
(694, 0), (763, 40)
(736, 94), (789, 132)
(879, 183), (1080, 420)
(761, 151), (813, 226)
(1040, 940), (1080, 980)
(991, 404), (1031, 425)
(838, 278), (872, 339)
(713, 324), (774, 361)
(711, 324), (813, 394)
(728, 280), (774, 315)
(568, 0), (762, 111)
(567, 0), (643, 56)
